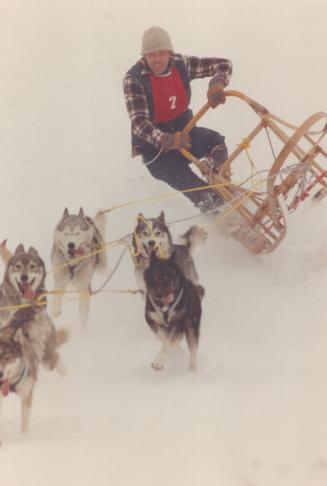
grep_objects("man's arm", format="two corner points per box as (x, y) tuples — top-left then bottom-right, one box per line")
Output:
(184, 56), (233, 86)
(123, 74), (164, 150)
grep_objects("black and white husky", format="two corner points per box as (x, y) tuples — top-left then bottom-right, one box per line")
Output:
(51, 208), (108, 329)
(132, 211), (207, 294)
(144, 252), (204, 371)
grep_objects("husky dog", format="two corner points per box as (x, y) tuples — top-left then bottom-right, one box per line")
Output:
(0, 305), (69, 436)
(132, 211), (207, 294)
(0, 245), (47, 329)
(51, 208), (108, 329)
(144, 252), (204, 371)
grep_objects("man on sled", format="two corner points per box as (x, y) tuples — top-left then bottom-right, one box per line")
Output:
(123, 26), (232, 213)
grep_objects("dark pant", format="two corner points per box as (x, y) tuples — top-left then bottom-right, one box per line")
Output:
(142, 126), (226, 205)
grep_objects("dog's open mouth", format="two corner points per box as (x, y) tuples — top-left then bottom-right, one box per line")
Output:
(0, 378), (10, 397)
(18, 280), (36, 300)
(143, 243), (159, 257)
(68, 247), (85, 259)
(156, 293), (175, 306)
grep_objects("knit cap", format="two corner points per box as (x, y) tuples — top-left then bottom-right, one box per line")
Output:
(141, 26), (174, 55)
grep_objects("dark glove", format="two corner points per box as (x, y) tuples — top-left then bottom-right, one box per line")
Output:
(161, 131), (191, 151)
(207, 77), (226, 108)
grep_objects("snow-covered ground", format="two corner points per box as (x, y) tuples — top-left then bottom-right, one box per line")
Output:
(0, 1), (327, 485)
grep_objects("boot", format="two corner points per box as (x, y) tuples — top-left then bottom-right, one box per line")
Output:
(195, 190), (224, 214)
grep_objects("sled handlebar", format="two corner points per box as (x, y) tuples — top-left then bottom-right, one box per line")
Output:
(179, 90), (269, 177)
(181, 90), (269, 136)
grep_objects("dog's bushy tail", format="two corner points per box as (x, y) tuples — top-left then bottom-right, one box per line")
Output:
(179, 226), (207, 253)
(0, 239), (12, 265)
(56, 327), (70, 347)
(94, 211), (106, 236)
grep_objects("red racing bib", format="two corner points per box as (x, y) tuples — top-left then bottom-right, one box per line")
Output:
(150, 67), (188, 124)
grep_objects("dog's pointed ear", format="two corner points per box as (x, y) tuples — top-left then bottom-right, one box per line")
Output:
(14, 244), (25, 255)
(78, 207), (85, 218)
(27, 247), (39, 258)
(158, 211), (165, 223)
(136, 213), (145, 230)
(63, 208), (69, 218)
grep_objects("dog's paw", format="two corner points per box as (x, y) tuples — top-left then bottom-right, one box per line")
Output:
(189, 355), (197, 372)
(56, 358), (68, 377)
(151, 361), (164, 371)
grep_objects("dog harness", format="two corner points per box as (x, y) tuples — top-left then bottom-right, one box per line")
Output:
(10, 365), (27, 393)
(58, 241), (99, 279)
(0, 364), (27, 396)
(148, 288), (184, 326)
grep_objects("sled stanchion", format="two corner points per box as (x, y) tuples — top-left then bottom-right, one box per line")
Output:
(179, 90), (327, 254)
(182, 102), (212, 135)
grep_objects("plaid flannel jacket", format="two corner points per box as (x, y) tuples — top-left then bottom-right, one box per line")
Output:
(123, 54), (233, 157)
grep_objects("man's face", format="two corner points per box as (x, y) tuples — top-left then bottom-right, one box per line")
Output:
(144, 50), (171, 76)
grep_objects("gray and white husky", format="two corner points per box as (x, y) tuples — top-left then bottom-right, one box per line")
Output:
(0, 246), (69, 439)
(0, 244), (47, 329)
(132, 211), (207, 294)
(51, 208), (108, 329)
